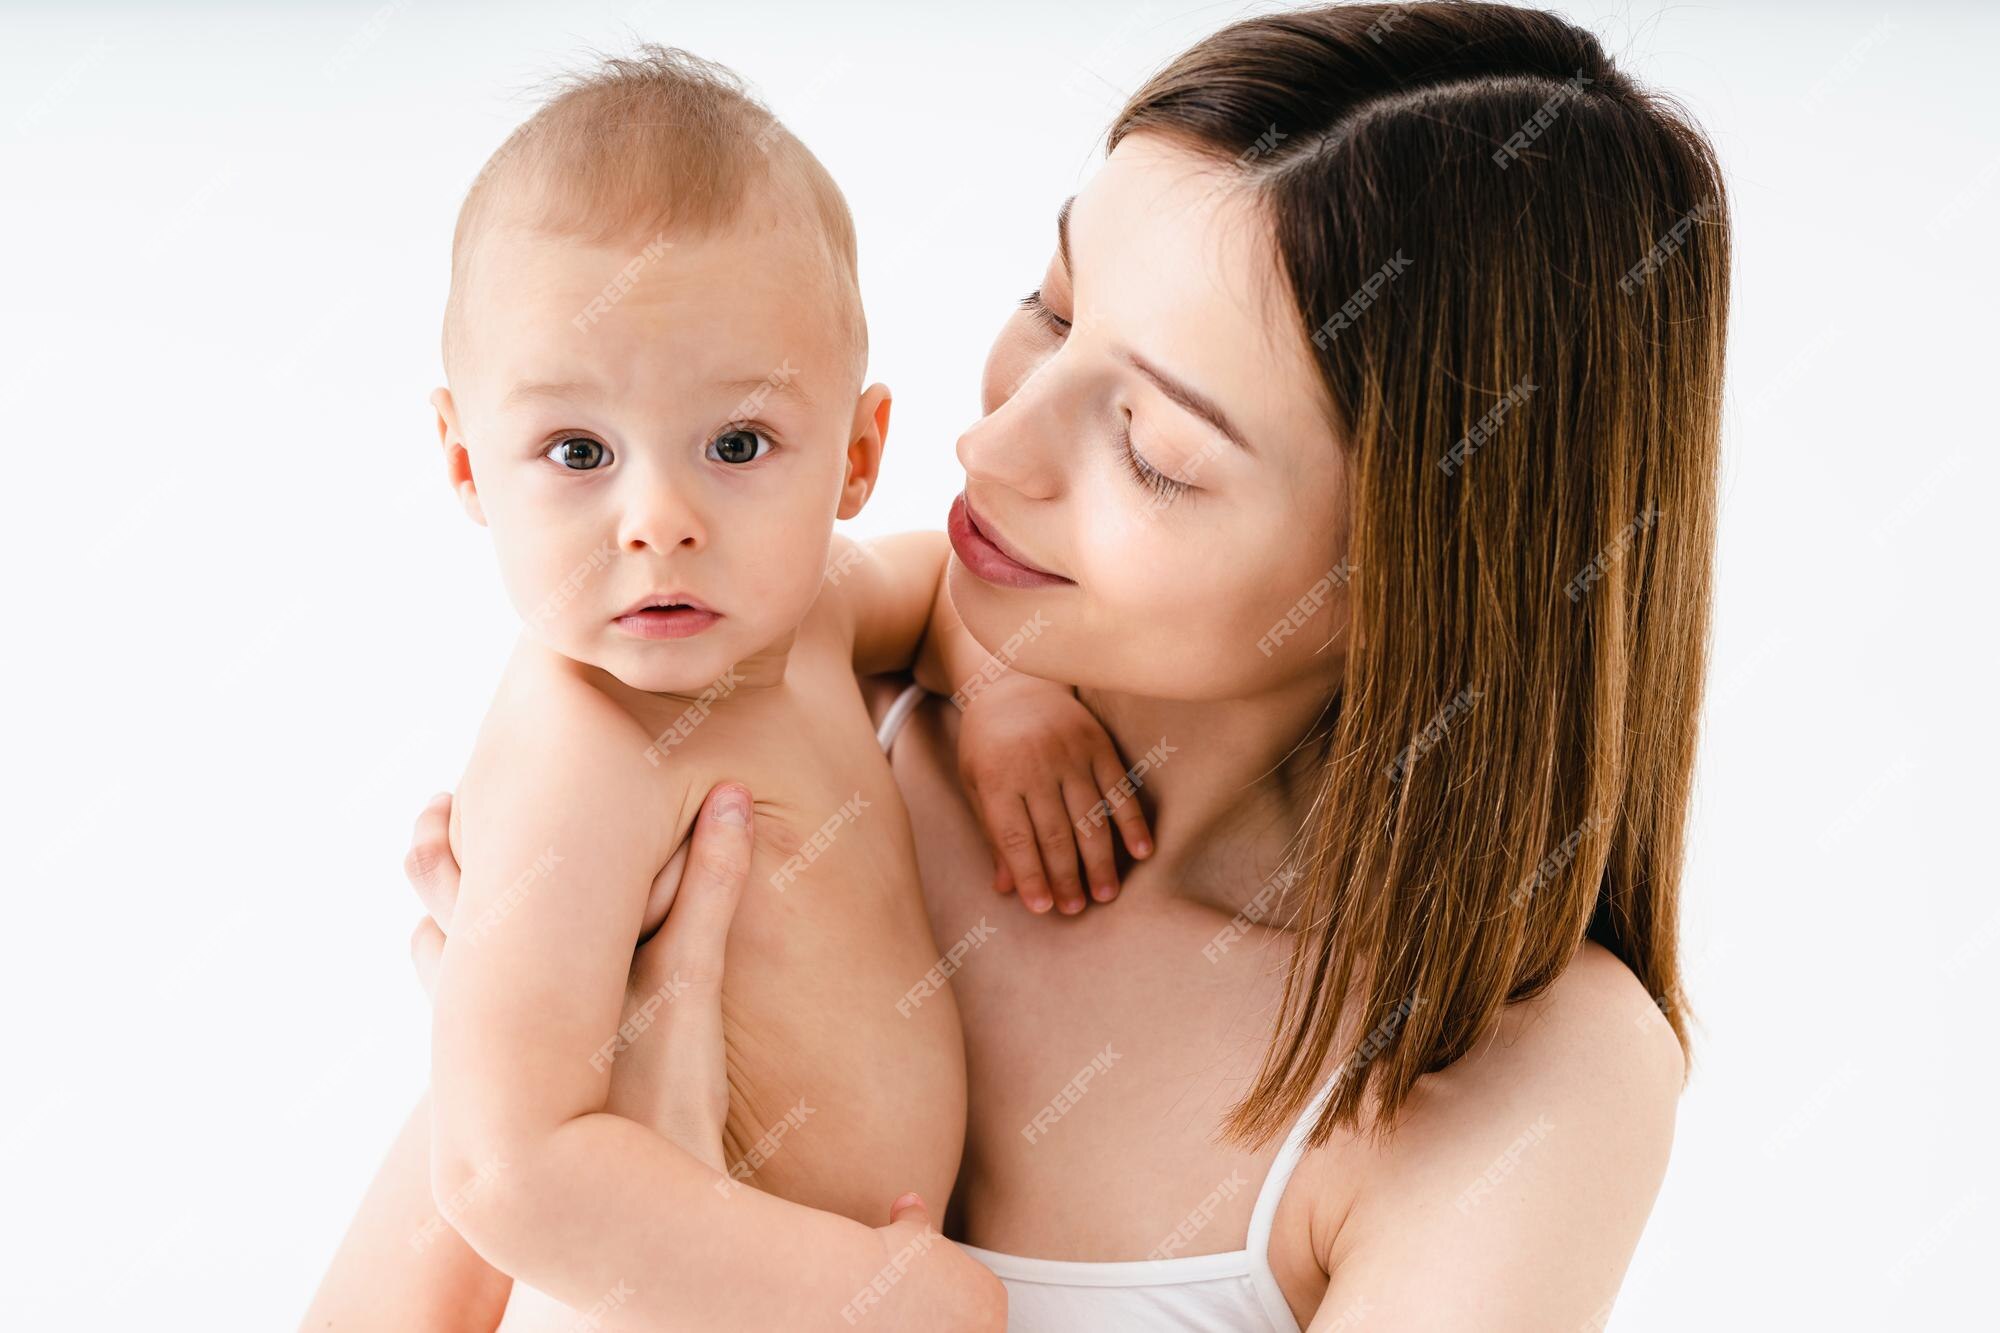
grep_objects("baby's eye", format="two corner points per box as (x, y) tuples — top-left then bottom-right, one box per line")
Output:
(708, 427), (773, 466)
(544, 436), (611, 470)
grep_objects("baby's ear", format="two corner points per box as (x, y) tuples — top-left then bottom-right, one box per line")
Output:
(837, 383), (891, 520)
(430, 387), (485, 526)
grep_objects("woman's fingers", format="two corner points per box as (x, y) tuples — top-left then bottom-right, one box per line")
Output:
(640, 783), (753, 992)
(1090, 749), (1154, 862)
(637, 840), (691, 943)
(619, 781), (757, 1173)
(404, 791), (459, 930)
(1061, 773), (1120, 905)
(409, 916), (444, 1000)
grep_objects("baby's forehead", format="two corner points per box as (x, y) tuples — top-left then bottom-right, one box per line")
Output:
(458, 215), (845, 356)
(463, 215), (838, 331)
(453, 221), (858, 408)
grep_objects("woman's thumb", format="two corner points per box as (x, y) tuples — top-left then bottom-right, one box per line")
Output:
(646, 782), (753, 987)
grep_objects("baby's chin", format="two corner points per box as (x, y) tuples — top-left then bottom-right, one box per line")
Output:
(529, 625), (741, 699)
(591, 645), (740, 698)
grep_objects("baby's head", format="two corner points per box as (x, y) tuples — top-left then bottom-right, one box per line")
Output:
(432, 46), (886, 693)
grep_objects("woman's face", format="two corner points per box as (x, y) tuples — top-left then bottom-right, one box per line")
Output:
(948, 132), (1351, 703)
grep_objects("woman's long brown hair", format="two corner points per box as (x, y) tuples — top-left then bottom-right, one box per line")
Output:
(1111, 1), (1729, 1147)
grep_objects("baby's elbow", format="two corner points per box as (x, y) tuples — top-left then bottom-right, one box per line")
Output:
(428, 1119), (549, 1264)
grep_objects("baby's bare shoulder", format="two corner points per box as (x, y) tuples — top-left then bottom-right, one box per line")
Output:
(465, 643), (688, 819)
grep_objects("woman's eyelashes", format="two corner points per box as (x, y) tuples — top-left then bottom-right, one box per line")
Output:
(1019, 286), (1193, 506)
(1020, 290), (1192, 506)
(1020, 287), (1072, 336)
(1116, 410), (1190, 506)
(537, 426), (777, 471)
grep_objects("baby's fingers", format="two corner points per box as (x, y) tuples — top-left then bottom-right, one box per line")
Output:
(1062, 773), (1121, 905)
(1026, 788), (1088, 915)
(1090, 750), (1154, 861)
(981, 792), (1054, 914)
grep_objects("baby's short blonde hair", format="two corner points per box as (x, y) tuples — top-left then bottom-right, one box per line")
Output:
(443, 45), (866, 384)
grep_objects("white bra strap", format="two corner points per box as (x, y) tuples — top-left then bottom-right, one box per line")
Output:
(1244, 1070), (1342, 1331)
(876, 680), (927, 754)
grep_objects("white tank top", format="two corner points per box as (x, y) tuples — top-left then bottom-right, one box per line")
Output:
(874, 678), (930, 753)
(877, 681), (1335, 1331)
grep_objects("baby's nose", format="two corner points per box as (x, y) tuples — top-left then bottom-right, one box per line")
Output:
(618, 487), (703, 553)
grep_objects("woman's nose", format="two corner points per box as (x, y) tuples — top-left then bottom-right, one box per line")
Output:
(956, 360), (1068, 501)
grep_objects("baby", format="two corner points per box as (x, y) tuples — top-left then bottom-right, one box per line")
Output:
(417, 46), (1142, 1332)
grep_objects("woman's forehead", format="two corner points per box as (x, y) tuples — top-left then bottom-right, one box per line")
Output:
(1067, 134), (1334, 469)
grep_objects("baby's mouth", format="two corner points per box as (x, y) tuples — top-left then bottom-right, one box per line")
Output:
(614, 595), (722, 639)
(617, 592), (718, 617)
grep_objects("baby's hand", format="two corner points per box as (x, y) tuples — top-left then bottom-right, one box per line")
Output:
(956, 675), (1153, 915)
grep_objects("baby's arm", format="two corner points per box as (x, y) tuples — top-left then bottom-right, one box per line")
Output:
(301, 1088), (513, 1331)
(428, 681), (994, 1332)
(829, 530), (983, 699)
(829, 531), (1153, 913)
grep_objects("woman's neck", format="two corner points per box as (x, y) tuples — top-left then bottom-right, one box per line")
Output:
(1076, 676), (1333, 921)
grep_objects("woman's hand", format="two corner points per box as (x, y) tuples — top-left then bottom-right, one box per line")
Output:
(404, 785), (1005, 1328)
(406, 782), (754, 1172)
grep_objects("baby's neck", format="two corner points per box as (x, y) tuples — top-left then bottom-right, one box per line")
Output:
(577, 624), (801, 728)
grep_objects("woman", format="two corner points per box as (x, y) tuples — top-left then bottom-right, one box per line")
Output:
(314, 2), (1726, 1327)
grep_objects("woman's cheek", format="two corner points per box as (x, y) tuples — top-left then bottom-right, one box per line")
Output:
(980, 320), (1051, 415)
(1075, 500), (1188, 622)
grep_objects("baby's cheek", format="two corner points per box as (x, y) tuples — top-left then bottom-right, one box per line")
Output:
(489, 525), (596, 649)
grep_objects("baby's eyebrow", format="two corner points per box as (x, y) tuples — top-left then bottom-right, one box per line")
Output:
(499, 373), (810, 414)
(501, 379), (595, 409)
(717, 370), (811, 412)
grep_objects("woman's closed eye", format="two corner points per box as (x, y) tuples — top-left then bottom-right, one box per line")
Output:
(1020, 288), (1072, 336)
(1117, 409), (1190, 506)
(1021, 289), (1192, 507)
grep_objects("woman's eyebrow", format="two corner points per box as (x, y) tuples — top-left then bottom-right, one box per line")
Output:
(1060, 192), (1253, 456)
(1124, 351), (1254, 456)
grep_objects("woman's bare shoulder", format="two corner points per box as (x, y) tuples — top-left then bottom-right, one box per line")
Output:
(1303, 942), (1685, 1326)
(1351, 940), (1684, 1181)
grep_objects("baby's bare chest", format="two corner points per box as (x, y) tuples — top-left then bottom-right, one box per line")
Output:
(653, 682), (967, 1222)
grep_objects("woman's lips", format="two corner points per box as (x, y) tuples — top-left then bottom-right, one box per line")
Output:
(947, 494), (1073, 589)
(613, 607), (722, 639)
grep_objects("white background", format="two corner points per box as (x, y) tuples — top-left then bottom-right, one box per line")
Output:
(2, 1), (1994, 1327)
